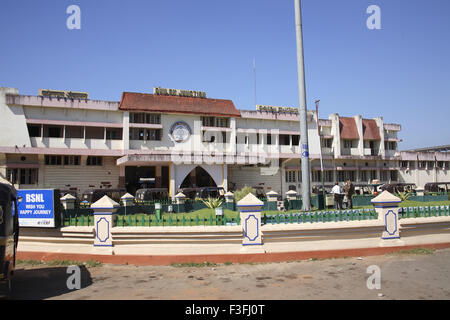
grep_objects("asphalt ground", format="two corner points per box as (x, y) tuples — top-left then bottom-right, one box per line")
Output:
(4, 247), (450, 300)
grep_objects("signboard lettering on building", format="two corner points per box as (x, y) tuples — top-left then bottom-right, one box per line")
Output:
(256, 105), (299, 113)
(17, 189), (57, 228)
(153, 87), (206, 98)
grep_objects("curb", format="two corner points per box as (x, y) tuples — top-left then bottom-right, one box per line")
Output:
(16, 242), (450, 266)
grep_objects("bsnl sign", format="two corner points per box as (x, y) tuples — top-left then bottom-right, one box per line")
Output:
(17, 189), (57, 228)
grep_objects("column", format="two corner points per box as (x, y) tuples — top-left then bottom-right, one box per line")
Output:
(237, 193), (265, 252)
(371, 190), (403, 246)
(170, 163), (176, 200)
(266, 190), (279, 211)
(224, 191), (235, 211)
(91, 195), (119, 251)
(60, 194), (76, 210)
(121, 193), (135, 207)
(174, 192), (186, 213)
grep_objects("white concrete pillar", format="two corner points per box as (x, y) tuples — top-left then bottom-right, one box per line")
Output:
(371, 191), (402, 245)
(121, 193), (135, 207)
(60, 193), (76, 210)
(237, 193), (264, 251)
(91, 195), (119, 249)
(170, 163), (176, 200)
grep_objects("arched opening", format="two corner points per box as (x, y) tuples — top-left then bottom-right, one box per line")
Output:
(180, 166), (217, 188)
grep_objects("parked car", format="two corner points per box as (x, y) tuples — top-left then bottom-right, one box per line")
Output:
(81, 188), (127, 205)
(135, 188), (169, 203)
(0, 179), (20, 296)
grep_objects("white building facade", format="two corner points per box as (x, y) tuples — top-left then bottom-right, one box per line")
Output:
(1, 86), (445, 199)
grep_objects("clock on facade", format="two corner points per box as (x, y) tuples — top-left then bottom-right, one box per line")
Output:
(170, 121), (191, 143)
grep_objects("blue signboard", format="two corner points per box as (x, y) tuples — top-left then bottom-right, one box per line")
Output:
(17, 189), (56, 227)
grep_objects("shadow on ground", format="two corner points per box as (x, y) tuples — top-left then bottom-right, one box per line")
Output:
(7, 266), (93, 300)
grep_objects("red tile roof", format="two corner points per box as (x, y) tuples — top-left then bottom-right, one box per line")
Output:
(119, 92), (241, 117)
(362, 119), (381, 140)
(339, 117), (359, 140)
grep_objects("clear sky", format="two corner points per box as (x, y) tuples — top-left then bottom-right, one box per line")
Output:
(1, 0), (449, 150)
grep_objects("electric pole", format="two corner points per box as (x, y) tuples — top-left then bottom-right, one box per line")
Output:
(294, 0), (311, 210)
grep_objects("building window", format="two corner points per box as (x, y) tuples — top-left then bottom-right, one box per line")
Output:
(343, 140), (353, 149)
(129, 128), (161, 141)
(65, 126), (84, 139)
(418, 161), (427, 169)
(85, 127), (104, 139)
(266, 134), (272, 145)
(27, 124), (41, 137)
(315, 171), (333, 183)
(291, 135), (300, 146)
(45, 155), (62, 165)
(63, 156), (80, 166)
(285, 170), (297, 183)
(86, 156), (103, 166)
(130, 113), (161, 124)
(360, 170), (367, 182)
(400, 161), (408, 168)
(7, 168), (38, 185)
(321, 138), (332, 148)
(105, 128), (122, 140)
(280, 135), (290, 146)
(44, 125), (63, 138)
(337, 170), (355, 182)
(427, 161), (435, 169)
(390, 171), (398, 181)
(201, 117), (229, 128)
(385, 141), (397, 150)
(380, 171), (388, 181)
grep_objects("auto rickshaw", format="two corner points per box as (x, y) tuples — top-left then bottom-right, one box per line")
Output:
(0, 178), (20, 296)
(135, 188), (169, 204)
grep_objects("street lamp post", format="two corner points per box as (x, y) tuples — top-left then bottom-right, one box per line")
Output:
(294, 0), (311, 210)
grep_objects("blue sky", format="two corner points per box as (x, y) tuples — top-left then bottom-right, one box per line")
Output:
(1, 0), (449, 150)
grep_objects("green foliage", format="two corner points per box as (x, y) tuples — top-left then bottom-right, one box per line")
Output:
(395, 190), (413, 201)
(233, 186), (256, 203)
(200, 197), (223, 210)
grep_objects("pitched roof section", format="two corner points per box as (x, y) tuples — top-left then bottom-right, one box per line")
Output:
(119, 92), (241, 118)
(362, 119), (381, 140)
(339, 117), (359, 140)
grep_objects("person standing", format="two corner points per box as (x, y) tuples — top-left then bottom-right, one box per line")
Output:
(331, 182), (343, 210)
(344, 179), (355, 209)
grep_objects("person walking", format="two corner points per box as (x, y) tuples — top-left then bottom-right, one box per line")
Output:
(344, 179), (355, 209)
(331, 182), (343, 210)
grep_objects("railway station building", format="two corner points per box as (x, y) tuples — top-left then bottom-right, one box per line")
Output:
(0, 86), (447, 199)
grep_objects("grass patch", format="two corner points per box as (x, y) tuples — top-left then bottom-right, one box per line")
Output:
(16, 259), (44, 266)
(170, 262), (217, 268)
(223, 262), (233, 266)
(389, 247), (436, 255)
(16, 259), (102, 268)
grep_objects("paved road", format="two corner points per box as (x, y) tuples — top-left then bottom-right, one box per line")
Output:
(5, 248), (450, 300)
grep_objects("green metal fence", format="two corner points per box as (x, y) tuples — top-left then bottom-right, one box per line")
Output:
(398, 205), (450, 219)
(61, 203), (450, 227)
(261, 208), (378, 225)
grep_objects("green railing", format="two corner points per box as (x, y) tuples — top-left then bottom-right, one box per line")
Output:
(398, 205), (450, 219)
(61, 205), (450, 227)
(113, 214), (240, 227)
(261, 208), (378, 225)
